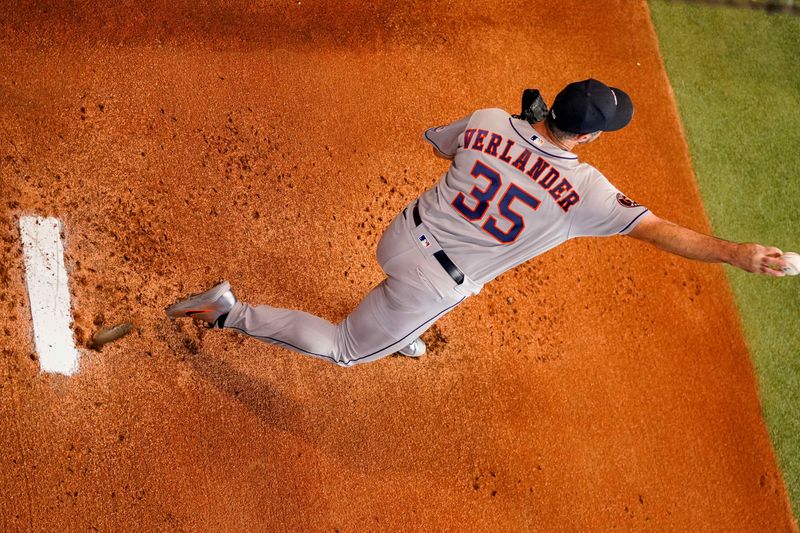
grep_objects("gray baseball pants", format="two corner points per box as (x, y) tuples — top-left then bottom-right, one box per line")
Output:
(222, 202), (482, 366)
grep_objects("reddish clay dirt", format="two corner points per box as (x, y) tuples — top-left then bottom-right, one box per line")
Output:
(1, 1), (796, 531)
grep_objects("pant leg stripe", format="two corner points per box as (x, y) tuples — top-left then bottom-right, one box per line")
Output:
(225, 296), (466, 365)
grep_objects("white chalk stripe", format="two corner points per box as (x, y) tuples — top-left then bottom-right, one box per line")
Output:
(19, 216), (79, 375)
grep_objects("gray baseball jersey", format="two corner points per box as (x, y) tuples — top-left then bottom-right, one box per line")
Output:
(213, 107), (652, 367)
(420, 108), (651, 284)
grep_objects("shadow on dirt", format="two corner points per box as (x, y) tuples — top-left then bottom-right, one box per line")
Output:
(1, 0), (437, 50)
(158, 318), (473, 475)
(189, 349), (303, 436)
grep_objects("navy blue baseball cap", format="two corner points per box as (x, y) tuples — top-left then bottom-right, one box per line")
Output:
(550, 79), (634, 134)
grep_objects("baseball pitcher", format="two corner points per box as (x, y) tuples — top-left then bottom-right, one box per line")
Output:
(167, 79), (788, 366)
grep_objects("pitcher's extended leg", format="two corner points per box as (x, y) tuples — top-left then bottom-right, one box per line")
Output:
(223, 274), (464, 367)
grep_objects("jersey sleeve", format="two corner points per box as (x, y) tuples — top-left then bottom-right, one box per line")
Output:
(423, 114), (472, 157)
(568, 173), (651, 238)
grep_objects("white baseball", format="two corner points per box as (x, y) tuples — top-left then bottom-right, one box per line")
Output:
(781, 252), (800, 276)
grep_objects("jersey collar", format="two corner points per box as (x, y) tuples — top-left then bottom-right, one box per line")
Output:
(508, 117), (579, 162)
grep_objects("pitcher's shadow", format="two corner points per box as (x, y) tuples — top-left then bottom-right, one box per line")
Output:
(160, 319), (406, 472)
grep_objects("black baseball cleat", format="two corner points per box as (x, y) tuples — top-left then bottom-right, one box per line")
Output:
(166, 281), (236, 328)
(398, 338), (426, 357)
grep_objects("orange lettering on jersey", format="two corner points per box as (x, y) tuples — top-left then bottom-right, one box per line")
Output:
(548, 178), (572, 200)
(511, 149), (532, 172)
(526, 156), (550, 181)
(485, 133), (503, 156)
(538, 168), (560, 189)
(558, 190), (580, 212)
(498, 139), (515, 163)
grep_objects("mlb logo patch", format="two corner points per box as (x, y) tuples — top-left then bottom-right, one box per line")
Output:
(418, 234), (432, 248)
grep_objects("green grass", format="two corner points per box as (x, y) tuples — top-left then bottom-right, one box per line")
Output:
(649, 0), (800, 519)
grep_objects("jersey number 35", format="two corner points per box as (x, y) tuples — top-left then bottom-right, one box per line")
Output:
(451, 160), (541, 244)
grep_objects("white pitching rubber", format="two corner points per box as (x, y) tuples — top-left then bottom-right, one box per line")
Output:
(19, 216), (79, 375)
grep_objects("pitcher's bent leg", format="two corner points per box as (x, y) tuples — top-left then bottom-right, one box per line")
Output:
(335, 277), (465, 365)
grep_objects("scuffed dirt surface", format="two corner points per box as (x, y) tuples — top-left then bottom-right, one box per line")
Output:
(0, 0), (796, 531)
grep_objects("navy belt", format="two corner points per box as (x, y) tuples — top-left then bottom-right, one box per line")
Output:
(412, 205), (465, 285)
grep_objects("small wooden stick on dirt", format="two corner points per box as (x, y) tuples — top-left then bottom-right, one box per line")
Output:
(90, 322), (134, 350)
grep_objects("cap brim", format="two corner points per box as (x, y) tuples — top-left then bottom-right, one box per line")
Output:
(604, 87), (633, 131)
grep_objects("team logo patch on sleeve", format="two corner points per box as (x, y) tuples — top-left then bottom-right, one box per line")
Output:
(616, 193), (640, 208)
